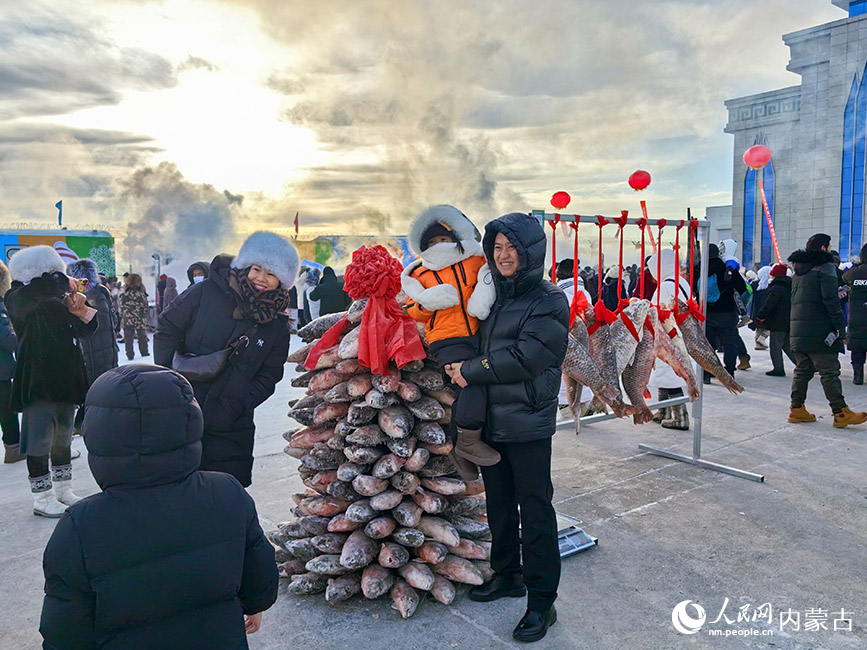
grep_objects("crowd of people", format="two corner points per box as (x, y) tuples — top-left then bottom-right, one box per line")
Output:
(0, 216), (864, 647)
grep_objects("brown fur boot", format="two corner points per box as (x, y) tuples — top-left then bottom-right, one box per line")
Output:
(455, 427), (501, 466)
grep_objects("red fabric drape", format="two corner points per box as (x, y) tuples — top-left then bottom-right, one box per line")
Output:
(305, 245), (425, 375)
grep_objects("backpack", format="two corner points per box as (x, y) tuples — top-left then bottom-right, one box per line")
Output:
(706, 274), (721, 304)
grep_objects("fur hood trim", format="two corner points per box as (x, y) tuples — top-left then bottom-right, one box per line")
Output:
(788, 249), (836, 276)
(416, 239), (484, 271)
(66, 258), (100, 287)
(9, 245), (67, 283)
(409, 205), (481, 259)
(231, 231), (300, 288)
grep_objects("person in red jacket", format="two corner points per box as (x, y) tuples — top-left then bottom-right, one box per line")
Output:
(401, 205), (496, 478)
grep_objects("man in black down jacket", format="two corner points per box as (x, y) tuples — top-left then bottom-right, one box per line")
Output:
(308, 266), (351, 315)
(40, 364), (278, 650)
(787, 233), (867, 427)
(446, 212), (568, 643)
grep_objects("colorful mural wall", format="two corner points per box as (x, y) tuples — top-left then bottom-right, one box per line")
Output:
(0, 231), (116, 275)
(299, 235), (415, 270)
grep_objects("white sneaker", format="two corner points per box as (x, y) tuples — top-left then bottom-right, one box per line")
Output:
(54, 481), (82, 506)
(33, 491), (67, 518)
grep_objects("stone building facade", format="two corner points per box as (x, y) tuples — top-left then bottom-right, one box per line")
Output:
(726, 1), (867, 265)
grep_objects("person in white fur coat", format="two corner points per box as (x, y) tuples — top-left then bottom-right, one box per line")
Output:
(401, 205), (497, 478)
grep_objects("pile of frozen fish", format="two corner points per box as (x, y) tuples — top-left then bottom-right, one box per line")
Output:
(268, 302), (492, 619)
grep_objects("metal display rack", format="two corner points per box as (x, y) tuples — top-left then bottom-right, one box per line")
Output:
(541, 211), (765, 483)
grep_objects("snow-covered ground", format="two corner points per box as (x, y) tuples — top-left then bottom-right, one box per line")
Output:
(2, 330), (867, 649)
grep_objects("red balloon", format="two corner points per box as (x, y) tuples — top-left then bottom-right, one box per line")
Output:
(628, 170), (651, 191)
(743, 145), (772, 170)
(551, 191), (571, 210)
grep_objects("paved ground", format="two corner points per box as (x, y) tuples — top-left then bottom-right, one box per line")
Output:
(1, 332), (865, 649)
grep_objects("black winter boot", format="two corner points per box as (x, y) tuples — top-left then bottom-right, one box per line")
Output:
(468, 572), (527, 602)
(854, 363), (864, 386)
(513, 606), (558, 643)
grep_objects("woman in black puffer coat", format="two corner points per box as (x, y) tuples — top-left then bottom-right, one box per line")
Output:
(843, 242), (867, 384)
(155, 232), (296, 487)
(449, 212), (568, 642)
(40, 364), (278, 650)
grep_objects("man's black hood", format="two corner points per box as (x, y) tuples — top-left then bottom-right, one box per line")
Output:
(788, 249), (834, 276)
(482, 213), (547, 298)
(84, 364), (203, 490)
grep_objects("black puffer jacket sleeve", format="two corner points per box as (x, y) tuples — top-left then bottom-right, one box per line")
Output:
(821, 266), (846, 333)
(238, 490), (279, 615)
(153, 284), (203, 367)
(243, 326), (289, 412)
(462, 294), (568, 385)
(40, 514), (96, 650)
(0, 304), (17, 355)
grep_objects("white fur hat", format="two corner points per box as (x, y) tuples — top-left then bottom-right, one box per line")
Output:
(408, 205), (481, 257)
(9, 245), (67, 283)
(231, 231), (300, 288)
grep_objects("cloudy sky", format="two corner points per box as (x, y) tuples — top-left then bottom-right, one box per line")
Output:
(0, 0), (844, 266)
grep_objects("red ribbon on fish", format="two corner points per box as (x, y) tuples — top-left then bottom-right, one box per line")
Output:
(617, 298), (641, 342)
(675, 298), (706, 326)
(570, 290), (589, 329)
(587, 299), (618, 335)
(303, 316), (349, 370)
(655, 306), (679, 339)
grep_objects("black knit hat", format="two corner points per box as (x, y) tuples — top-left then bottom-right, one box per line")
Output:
(420, 222), (457, 251)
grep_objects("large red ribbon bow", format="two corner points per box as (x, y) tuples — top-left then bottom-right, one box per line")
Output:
(305, 245), (425, 375)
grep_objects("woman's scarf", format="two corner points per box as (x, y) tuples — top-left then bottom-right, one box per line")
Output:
(229, 267), (290, 324)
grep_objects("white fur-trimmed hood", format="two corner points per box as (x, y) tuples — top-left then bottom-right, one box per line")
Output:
(231, 231), (300, 289)
(9, 245), (67, 283)
(416, 239), (484, 271)
(408, 204), (483, 269)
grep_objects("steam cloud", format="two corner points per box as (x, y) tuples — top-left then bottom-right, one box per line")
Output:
(119, 162), (242, 272)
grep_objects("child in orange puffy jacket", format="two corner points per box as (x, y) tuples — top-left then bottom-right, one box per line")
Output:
(401, 205), (497, 479)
